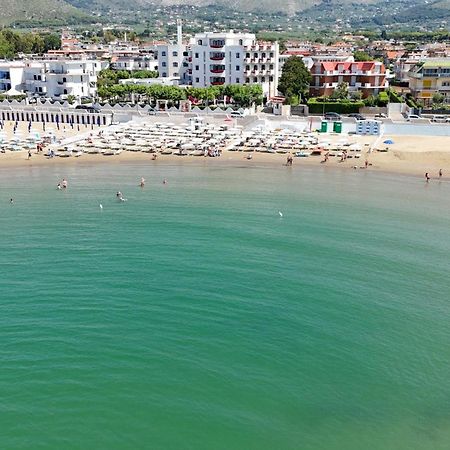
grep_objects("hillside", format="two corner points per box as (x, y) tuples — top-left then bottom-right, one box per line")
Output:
(0, 0), (91, 26)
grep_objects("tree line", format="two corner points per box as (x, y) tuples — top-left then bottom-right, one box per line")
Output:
(97, 83), (264, 108)
(0, 29), (61, 59)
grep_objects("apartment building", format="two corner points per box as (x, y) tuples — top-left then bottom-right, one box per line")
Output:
(110, 52), (158, 72)
(309, 60), (388, 98)
(409, 58), (450, 105)
(189, 31), (279, 97)
(0, 59), (102, 100)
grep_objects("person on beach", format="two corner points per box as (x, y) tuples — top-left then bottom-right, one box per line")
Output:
(27, 150), (31, 160)
(439, 169), (443, 178)
(365, 160), (369, 169)
(425, 172), (430, 182)
(140, 177), (145, 188)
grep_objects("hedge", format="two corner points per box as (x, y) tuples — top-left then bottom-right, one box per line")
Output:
(307, 99), (364, 114)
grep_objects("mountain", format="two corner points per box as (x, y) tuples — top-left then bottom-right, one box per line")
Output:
(0, 0), (91, 25)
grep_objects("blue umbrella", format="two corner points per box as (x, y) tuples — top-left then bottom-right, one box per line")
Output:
(383, 139), (394, 145)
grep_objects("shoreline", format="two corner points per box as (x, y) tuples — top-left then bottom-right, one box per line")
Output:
(0, 147), (449, 180)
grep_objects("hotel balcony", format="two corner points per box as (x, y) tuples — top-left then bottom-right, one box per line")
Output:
(210, 54), (225, 61)
(211, 81), (225, 85)
(210, 41), (225, 49)
(210, 68), (225, 74)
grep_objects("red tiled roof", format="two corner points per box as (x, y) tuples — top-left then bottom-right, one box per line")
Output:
(320, 61), (381, 72)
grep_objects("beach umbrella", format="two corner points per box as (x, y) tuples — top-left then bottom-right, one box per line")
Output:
(383, 139), (394, 145)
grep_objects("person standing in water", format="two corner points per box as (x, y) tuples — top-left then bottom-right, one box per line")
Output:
(439, 169), (443, 178)
(10, 198), (13, 204)
(62, 179), (68, 189)
(140, 177), (145, 188)
(425, 172), (430, 182)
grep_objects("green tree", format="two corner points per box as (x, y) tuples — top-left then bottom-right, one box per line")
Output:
(330, 82), (349, 100)
(43, 33), (61, 52)
(353, 50), (372, 62)
(278, 56), (312, 104)
(432, 92), (445, 105)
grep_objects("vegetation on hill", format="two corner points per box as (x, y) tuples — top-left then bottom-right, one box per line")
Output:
(0, 0), (93, 27)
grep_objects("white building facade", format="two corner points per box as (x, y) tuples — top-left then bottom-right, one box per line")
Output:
(189, 31), (279, 97)
(0, 59), (102, 100)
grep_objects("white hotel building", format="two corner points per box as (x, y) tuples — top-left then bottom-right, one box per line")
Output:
(189, 31), (280, 97)
(0, 59), (102, 100)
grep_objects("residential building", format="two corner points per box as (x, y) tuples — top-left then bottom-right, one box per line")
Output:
(309, 60), (388, 98)
(409, 58), (450, 105)
(156, 20), (191, 84)
(0, 59), (103, 100)
(110, 52), (158, 72)
(189, 31), (279, 97)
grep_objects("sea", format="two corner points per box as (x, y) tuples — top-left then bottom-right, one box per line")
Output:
(1, 162), (450, 450)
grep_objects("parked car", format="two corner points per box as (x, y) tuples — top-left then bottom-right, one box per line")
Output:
(431, 115), (447, 123)
(374, 113), (388, 119)
(348, 113), (366, 120)
(406, 114), (421, 121)
(230, 111), (244, 118)
(324, 112), (341, 121)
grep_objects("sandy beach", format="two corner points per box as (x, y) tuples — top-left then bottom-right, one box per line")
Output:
(1, 119), (449, 179)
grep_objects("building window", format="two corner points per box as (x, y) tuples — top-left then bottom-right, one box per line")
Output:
(236, 53), (240, 59)
(270, 53), (274, 58)
(162, 72), (167, 77)
(246, 78), (250, 83)
(162, 62), (167, 67)
(63, 77), (67, 83)
(195, 53), (199, 58)
(161, 51), (166, 56)
(261, 77), (265, 82)
(253, 77), (257, 83)
(239, 39), (243, 45)
(173, 62), (179, 67)
(235, 65), (240, 71)
(198, 40), (202, 45)
(195, 65), (199, 70)
(246, 53), (250, 58)
(195, 77), (200, 83)
(183, 51), (189, 56)
(173, 72), (178, 77)
(173, 51), (178, 56)
(183, 62), (188, 67)
(236, 78), (240, 83)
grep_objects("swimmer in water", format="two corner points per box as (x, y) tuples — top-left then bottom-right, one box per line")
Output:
(57, 183), (61, 190)
(10, 198), (13, 204)
(163, 178), (167, 185)
(62, 179), (67, 189)
(425, 172), (430, 182)
(140, 177), (145, 187)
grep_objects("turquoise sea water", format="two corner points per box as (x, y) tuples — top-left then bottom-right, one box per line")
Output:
(1, 162), (450, 450)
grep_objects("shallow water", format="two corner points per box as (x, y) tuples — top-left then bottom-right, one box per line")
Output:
(1, 163), (450, 449)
